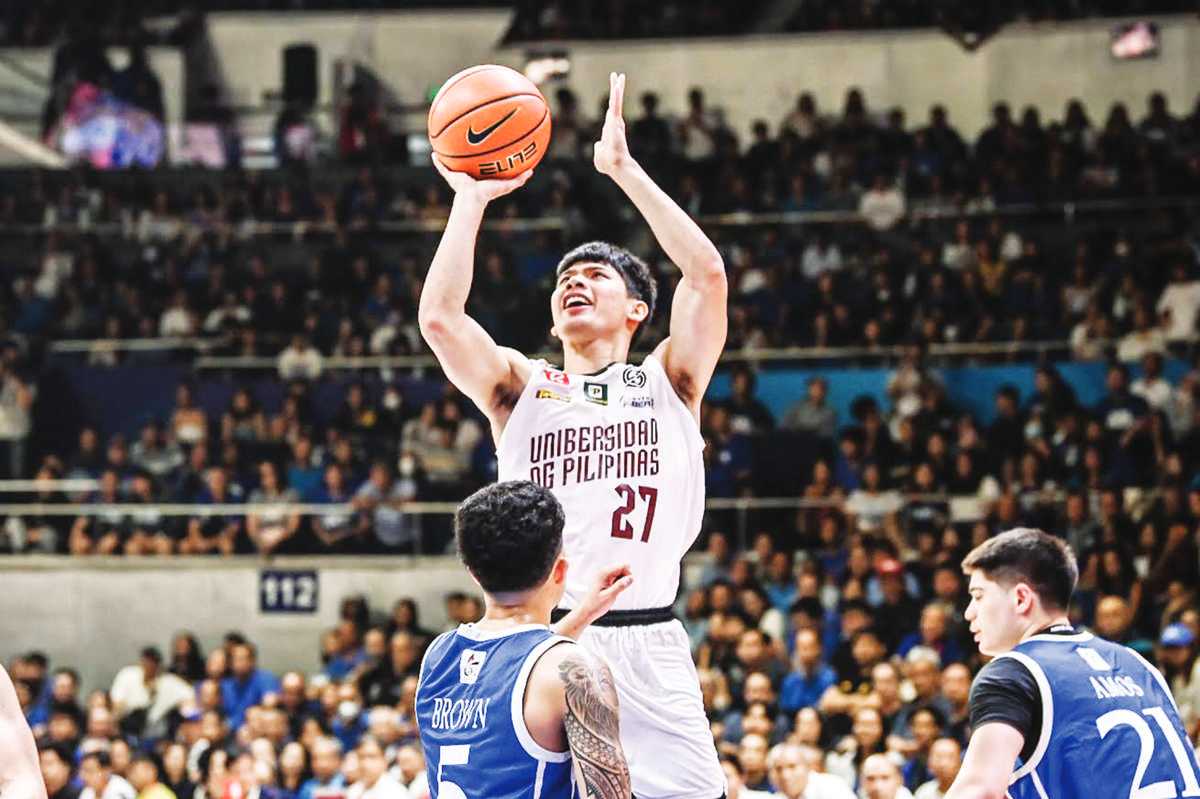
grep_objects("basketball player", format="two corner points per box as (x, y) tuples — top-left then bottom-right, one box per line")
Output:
(1, 663), (47, 799)
(945, 528), (1199, 799)
(416, 480), (633, 798)
(420, 71), (727, 798)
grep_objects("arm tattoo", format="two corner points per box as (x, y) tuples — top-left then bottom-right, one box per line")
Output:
(559, 650), (631, 799)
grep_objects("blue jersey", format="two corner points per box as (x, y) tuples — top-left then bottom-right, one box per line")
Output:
(416, 624), (576, 799)
(1002, 629), (1200, 799)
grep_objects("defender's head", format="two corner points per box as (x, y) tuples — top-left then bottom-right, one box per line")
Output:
(455, 480), (567, 602)
(961, 527), (1078, 656)
(552, 241), (657, 349)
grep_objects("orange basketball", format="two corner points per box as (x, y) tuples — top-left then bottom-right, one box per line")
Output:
(427, 64), (551, 180)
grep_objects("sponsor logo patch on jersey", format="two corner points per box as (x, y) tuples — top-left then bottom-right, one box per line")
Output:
(621, 394), (654, 409)
(535, 389), (571, 403)
(622, 367), (646, 388)
(459, 649), (487, 684)
(543, 369), (570, 386)
(583, 382), (609, 406)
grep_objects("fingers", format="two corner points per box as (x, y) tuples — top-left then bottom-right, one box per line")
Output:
(598, 563), (632, 585)
(430, 153), (458, 184)
(599, 575), (634, 596)
(608, 72), (626, 120)
(488, 168), (535, 197)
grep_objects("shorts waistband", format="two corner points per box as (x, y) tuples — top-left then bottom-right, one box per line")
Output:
(551, 606), (675, 628)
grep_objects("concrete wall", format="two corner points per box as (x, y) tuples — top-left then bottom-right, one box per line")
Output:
(205, 10), (514, 110)
(206, 12), (1200, 143)
(0, 556), (476, 693)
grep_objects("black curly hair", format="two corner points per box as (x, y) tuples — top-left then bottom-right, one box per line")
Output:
(455, 480), (565, 593)
(556, 241), (657, 342)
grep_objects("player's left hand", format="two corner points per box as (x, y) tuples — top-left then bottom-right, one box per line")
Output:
(576, 563), (634, 625)
(593, 72), (633, 176)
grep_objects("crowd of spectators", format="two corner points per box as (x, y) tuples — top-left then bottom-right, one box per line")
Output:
(0, 88), (1195, 562)
(2, 87), (1200, 358)
(12, 515), (1200, 799)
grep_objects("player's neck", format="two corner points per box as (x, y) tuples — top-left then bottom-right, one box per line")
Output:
(1016, 611), (1072, 645)
(477, 594), (553, 629)
(561, 335), (630, 374)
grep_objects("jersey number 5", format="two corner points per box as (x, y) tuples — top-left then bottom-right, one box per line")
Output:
(437, 744), (471, 799)
(610, 484), (658, 542)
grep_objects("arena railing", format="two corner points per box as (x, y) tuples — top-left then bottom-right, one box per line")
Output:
(1, 193), (1196, 239)
(188, 337), (1091, 371)
(0, 490), (1067, 554)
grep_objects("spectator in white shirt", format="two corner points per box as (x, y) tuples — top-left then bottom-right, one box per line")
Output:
(1117, 305), (1167, 363)
(770, 743), (857, 799)
(861, 754), (914, 799)
(110, 647), (195, 738)
(802, 235), (844, 281)
(79, 751), (136, 799)
(1070, 305), (1113, 361)
(1157, 262), (1200, 348)
(1131, 352), (1172, 410)
(913, 739), (962, 799)
(858, 175), (906, 232)
(278, 334), (324, 380)
(347, 736), (410, 799)
(390, 745), (428, 799)
(159, 291), (196, 337)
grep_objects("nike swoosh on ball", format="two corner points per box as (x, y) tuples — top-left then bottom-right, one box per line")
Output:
(466, 108), (518, 145)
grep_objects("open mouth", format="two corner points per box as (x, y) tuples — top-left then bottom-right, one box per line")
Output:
(563, 293), (593, 311)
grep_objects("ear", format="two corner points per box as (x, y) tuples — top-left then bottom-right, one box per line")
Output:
(552, 556), (568, 585)
(550, 325), (559, 339)
(1013, 582), (1036, 615)
(628, 298), (649, 323)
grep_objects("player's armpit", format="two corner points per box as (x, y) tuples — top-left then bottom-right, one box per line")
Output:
(558, 649), (632, 799)
(943, 722), (1024, 799)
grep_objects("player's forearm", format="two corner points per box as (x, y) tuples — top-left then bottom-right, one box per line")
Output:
(608, 160), (724, 282)
(418, 195), (488, 326)
(551, 606), (592, 640)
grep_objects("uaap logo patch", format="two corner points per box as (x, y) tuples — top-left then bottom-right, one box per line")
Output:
(543, 369), (570, 386)
(622, 367), (646, 388)
(460, 650), (487, 684)
(536, 389), (571, 403)
(583, 382), (609, 406)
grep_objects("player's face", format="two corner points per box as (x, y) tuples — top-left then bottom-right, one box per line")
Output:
(551, 262), (643, 344)
(965, 570), (1022, 656)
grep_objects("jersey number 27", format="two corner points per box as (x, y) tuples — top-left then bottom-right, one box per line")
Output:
(610, 484), (658, 542)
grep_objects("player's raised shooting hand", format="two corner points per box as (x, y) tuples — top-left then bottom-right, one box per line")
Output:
(432, 153), (533, 205)
(594, 72), (634, 177)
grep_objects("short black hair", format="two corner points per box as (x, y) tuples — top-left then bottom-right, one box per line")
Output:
(909, 703), (947, 728)
(556, 241), (658, 340)
(455, 480), (565, 593)
(82, 750), (112, 768)
(961, 527), (1079, 611)
(40, 743), (73, 765)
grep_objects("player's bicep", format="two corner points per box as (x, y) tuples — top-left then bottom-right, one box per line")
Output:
(950, 722), (1024, 799)
(656, 270), (727, 412)
(422, 309), (528, 414)
(558, 648), (632, 799)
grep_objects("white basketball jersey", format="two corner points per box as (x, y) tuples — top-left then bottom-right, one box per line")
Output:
(497, 355), (706, 610)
